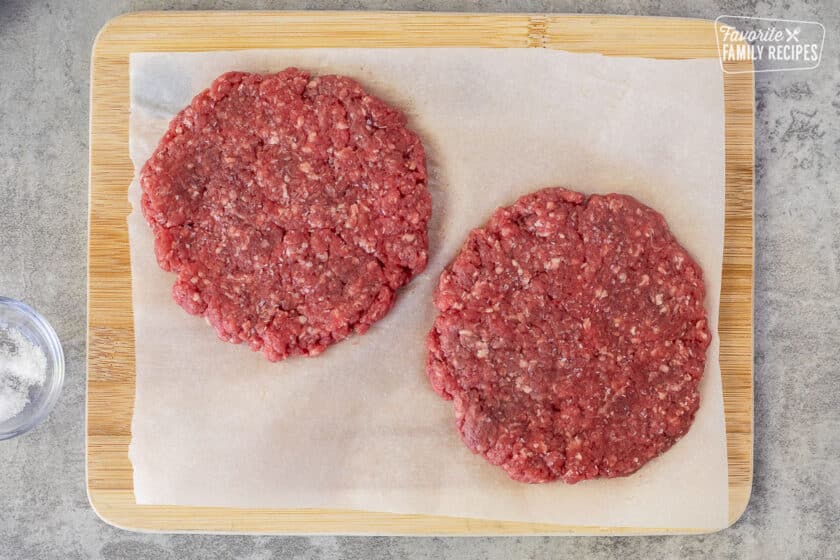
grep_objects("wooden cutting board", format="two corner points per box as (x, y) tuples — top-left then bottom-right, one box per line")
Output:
(88, 11), (754, 534)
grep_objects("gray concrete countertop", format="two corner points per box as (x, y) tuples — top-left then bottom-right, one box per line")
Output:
(1, 1), (837, 558)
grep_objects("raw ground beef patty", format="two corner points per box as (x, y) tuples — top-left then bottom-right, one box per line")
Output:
(426, 187), (710, 484)
(141, 69), (430, 361)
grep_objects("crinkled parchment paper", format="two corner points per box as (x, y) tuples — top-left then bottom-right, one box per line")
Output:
(127, 48), (728, 529)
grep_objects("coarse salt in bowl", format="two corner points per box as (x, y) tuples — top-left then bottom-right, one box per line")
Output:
(0, 297), (64, 440)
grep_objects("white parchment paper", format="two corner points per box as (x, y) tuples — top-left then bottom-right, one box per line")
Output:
(127, 49), (728, 529)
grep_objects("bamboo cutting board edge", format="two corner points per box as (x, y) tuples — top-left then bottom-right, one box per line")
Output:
(87, 11), (754, 535)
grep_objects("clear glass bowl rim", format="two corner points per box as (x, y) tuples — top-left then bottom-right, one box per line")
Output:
(0, 296), (65, 440)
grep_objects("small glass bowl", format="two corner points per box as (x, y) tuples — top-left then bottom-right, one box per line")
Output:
(0, 297), (64, 440)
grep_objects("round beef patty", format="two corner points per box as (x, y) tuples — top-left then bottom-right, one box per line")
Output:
(426, 187), (710, 484)
(141, 69), (430, 361)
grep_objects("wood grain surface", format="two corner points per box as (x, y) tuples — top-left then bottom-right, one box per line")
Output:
(88, 11), (754, 534)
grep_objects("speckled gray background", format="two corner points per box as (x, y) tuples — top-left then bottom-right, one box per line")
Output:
(0, 0), (837, 558)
